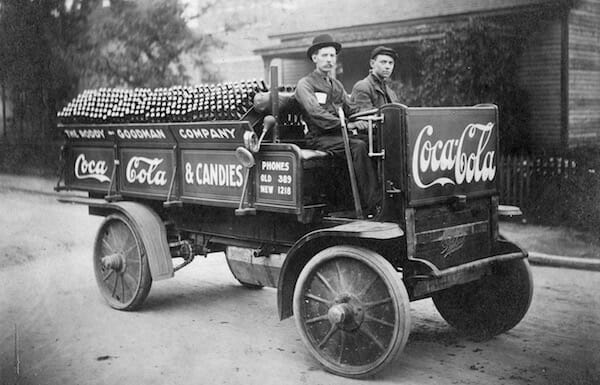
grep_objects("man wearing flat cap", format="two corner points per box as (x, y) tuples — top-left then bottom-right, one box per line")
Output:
(351, 46), (399, 111)
(295, 34), (380, 215)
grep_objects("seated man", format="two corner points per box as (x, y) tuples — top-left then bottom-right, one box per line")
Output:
(294, 34), (379, 215)
(351, 46), (399, 111)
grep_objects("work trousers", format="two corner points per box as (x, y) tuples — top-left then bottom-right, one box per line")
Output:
(309, 133), (379, 212)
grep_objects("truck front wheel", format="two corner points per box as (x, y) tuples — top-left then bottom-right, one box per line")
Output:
(293, 246), (410, 378)
(432, 258), (533, 339)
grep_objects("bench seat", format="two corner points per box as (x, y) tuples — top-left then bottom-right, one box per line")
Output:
(299, 149), (333, 169)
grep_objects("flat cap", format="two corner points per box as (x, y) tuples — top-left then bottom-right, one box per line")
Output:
(370, 46), (397, 60)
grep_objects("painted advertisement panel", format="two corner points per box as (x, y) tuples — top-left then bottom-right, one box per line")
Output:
(180, 150), (244, 203)
(67, 146), (114, 191)
(406, 107), (498, 203)
(119, 148), (174, 197)
(255, 152), (297, 206)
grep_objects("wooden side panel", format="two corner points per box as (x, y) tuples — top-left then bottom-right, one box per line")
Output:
(568, 0), (600, 146)
(413, 197), (492, 270)
(61, 126), (115, 193)
(517, 18), (563, 150)
(404, 106), (498, 206)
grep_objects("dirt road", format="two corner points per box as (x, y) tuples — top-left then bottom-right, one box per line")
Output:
(0, 186), (599, 385)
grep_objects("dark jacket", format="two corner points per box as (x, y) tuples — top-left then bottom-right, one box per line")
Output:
(351, 73), (398, 111)
(295, 70), (360, 137)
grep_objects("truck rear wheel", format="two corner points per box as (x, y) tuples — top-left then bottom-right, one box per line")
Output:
(432, 258), (533, 339)
(293, 246), (410, 378)
(93, 213), (152, 310)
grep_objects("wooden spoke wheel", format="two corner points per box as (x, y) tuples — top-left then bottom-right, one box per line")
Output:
(293, 246), (410, 378)
(93, 214), (152, 310)
(432, 258), (533, 339)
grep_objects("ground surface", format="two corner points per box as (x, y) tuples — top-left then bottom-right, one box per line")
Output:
(500, 221), (600, 260)
(1, 175), (599, 385)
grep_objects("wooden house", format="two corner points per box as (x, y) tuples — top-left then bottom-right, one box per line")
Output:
(255, 0), (600, 151)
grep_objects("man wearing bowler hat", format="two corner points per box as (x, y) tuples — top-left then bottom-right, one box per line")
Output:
(294, 34), (380, 216)
(351, 46), (399, 111)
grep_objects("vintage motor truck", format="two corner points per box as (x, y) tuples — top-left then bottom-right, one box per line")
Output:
(56, 75), (533, 378)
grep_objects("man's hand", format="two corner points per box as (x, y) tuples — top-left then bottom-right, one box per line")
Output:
(347, 120), (369, 131)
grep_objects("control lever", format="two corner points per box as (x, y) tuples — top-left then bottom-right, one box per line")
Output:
(339, 108), (364, 219)
(259, 115), (276, 146)
(234, 116), (274, 215)
(235, 147), (256, 215)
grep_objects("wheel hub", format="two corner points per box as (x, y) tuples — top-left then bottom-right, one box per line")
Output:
(328, 294), (365, 331)
(101, 253), (126, 273)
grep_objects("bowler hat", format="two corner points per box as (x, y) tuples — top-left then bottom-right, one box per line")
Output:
(307, 34), (341, 59)
(370, 46), (397, 60)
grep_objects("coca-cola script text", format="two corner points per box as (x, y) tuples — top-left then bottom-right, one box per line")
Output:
(74, 154), (110, 183)
(126, 157), (168, 186)
(412, 123), (496, 189)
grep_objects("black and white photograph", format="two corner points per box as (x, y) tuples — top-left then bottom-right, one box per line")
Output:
(1, 0), (599, 384)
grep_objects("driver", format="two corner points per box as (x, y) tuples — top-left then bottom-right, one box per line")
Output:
(294, 34), (380, 215)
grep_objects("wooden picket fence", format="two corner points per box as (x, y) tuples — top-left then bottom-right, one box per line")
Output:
(497, 154), (578, 207)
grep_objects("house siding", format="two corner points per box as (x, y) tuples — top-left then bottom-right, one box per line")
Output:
(274, 0), (558, 38)
(279, 58), (313, 85)
(568, 0), (600, 147)
(517, 18), (563, 151)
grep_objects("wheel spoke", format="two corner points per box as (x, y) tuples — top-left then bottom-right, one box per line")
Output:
(316, 272), (338, 296)
(124, 271), (138, 288)
(318, 325), (338, 349)
(358, 326), (386, 352)
(123, 244), (138, 258)
(121, 273), (129, 291)
(126, 257), (140, 279)
(127, 257), (140, 266)
(357, 273), (379, 299)
(365, 314), (395, 328)
(122, 232), (135, 252)
(305, 314), (329, 324)
(102, 238), (115, 254)
(115, 226), (127, 250)
(102, 269), (114, 282)
(338, 330), (346, 364)
(107, 226), (119, 249)
(111, 275), (119, 298)
(335, 261), (345, 292)
(364, 297), (392, 309)
(305, 293), (333, 305)
(122, 272), (138, 300)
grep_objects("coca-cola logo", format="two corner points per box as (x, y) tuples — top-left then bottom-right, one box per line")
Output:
(126, 156), (168, 186)
(412, 123), (496, 189)
(74, 154), (110, 182)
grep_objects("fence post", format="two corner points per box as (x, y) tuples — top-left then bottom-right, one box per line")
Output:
(506, 155), (512, 204)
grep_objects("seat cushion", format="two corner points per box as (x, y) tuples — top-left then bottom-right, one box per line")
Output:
(300, 149), (332, 170)
(300, 149), (330, 160)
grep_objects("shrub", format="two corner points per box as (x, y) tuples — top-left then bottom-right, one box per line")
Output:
(0, 141), (62, 177)
(524, 148), (600, 232)
(394, 18), (532, 154)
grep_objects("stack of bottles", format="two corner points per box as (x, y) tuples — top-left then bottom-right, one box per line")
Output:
(57, 80), (269, 124)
